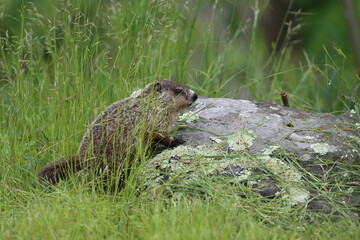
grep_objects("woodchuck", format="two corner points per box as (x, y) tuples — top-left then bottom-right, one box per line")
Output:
(38, 80), (198, 188)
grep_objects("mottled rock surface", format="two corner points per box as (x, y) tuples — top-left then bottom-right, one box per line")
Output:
(181, 98), (359, 164)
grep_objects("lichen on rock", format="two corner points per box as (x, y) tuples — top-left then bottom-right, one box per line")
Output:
(145, 141), (309, 206)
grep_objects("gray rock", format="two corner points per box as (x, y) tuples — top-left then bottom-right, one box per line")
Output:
(181, 98), (359, 163)
(144, 98), (360, 214)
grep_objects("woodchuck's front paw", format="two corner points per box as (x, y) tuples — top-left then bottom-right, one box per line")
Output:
(168, 137), (186, 147)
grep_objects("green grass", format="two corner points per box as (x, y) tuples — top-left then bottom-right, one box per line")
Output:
(0, 0), (359, 239)
(1, 182), (359, 239)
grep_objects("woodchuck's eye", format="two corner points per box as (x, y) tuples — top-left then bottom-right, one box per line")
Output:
(174, 89), (183, 95)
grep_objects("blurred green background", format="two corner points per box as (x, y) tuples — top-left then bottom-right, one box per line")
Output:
(0, 0), (359, 113)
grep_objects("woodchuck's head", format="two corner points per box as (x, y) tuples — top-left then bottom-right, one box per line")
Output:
(143, 79), (198, 112)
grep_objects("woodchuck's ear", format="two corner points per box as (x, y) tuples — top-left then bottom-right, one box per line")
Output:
(153, 82), (162, 93)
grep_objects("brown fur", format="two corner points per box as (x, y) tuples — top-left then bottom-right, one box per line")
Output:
(38, 80), (198, 187)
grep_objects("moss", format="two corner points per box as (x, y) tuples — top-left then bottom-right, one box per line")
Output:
(145, 138), (310, 206)
(226, 131), (255, 152)
(258, 146), (309, 205)
(178, 111), (199, 123)
(310, 143), (330, 155)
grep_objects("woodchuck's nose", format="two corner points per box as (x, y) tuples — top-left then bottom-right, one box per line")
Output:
(192, 93), (198, 102)
(189, 91), (198, 106)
